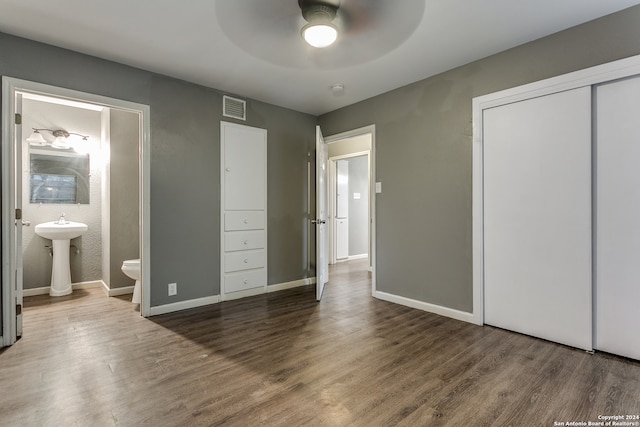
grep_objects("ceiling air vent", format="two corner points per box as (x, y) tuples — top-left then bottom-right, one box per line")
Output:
(223, 95), (246, 121)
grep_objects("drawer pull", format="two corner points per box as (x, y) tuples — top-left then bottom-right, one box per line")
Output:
(244, 259), (249, 263)
(244, 219), (249, 224)
(243, 280), (249, 285)
(243, 240), (249, 245)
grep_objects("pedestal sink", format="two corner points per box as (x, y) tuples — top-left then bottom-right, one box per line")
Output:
(35, 220), (88, 296)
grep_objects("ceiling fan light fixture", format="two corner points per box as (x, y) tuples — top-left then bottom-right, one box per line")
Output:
(302, 22), (338, 48)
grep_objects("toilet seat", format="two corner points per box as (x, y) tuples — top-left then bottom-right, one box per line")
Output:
(123, 259), (140, 268)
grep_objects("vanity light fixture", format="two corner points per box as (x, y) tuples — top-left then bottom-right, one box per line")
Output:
(26, 128), (89, 149)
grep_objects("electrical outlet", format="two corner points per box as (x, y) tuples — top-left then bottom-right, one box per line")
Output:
(168, 282), (177, 296)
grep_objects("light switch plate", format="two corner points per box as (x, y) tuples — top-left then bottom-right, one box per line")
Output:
(375, 182), (382, 193)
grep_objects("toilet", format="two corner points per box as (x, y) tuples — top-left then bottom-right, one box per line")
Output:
(121, 259), (141, 304)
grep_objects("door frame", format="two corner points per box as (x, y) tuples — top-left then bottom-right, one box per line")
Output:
(2, 77), (151, 346)
(472, 53), (640, 327)
(324, 125), (376, 295)
(328, 151), (370, 265)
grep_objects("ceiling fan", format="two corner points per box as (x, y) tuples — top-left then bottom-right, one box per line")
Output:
(297, 0), (382, 48)
(214, 0), (424, 68)
(298, 0), (340, 47)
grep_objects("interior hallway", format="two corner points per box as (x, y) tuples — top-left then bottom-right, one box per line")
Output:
(0, 258), (639, 426)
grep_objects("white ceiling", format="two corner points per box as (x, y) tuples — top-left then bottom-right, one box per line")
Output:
(1, 0), (638, 115)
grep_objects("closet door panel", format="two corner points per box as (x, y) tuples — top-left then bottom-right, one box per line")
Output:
(223, 124), (266, 211)
(595, 76), (640, 360)
(483, 87), (592, 350)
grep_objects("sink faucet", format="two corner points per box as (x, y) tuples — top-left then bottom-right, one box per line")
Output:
(57, 213), (66, 225)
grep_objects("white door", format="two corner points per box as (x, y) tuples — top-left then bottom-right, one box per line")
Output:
(315, 126), (329, 300)
(483, 87), (593, 350)
(223, 124), (266, 211)
(595, 76), (640, 361)
(15, 92), (24, 339)
(1, 89), (24, 347)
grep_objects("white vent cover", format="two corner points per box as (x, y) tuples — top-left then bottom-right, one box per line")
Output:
(223, 95), (246, 121)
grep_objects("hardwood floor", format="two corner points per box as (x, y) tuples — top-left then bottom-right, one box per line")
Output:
(1, 259), (639, 426)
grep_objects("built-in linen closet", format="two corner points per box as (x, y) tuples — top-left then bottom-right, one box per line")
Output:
(476, 56), (640, 361)
(220, 121), (267, 301)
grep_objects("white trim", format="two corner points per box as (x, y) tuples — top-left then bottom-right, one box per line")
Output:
(374, 291), (476, 324)
(2, 78), (18, 346)
(324, 125), (376, 297)
(148, 295), (221, 316)
(472, 53), (640, 328)
(328, 150), (370, 265)
(267, 277), (316, 293)
(71, 280), (104, 290)
(148, 276), (316, 316)
(23, 280), (106, 297)
(348, 253), (368, 260)
(23, 287), (51, 297)
(106, 285), (134, 297)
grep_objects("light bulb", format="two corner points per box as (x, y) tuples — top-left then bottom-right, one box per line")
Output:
(302, 23), (338, 48)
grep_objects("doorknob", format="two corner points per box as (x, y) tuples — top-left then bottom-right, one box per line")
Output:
(15, 219), (31, 226)
(311, 219), (326, 225)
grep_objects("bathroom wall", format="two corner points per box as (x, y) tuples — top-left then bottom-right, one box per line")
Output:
(109, 109), (140, 289)
(21, 99), (102, 289)
(347, 155), (368, 257)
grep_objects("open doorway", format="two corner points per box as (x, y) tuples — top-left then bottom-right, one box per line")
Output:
(1, 77), (151, 347)
(324, 126), (375, 292)
(329, 153), (370, 264)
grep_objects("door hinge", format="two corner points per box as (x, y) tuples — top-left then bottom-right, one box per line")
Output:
(16, 304), (22, 315)
(15, 208), (22, 220)
(15, 113), (22, 125)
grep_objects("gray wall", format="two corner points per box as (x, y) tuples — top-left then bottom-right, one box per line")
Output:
(318, 5), (640, 312)
(347, 155), (368, 257)
(0, 31), (315, 309)
(109, 109), (140, 289)
(3, 2), (640, 322)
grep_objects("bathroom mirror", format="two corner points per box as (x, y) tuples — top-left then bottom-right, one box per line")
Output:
(29, 147), (90, 204)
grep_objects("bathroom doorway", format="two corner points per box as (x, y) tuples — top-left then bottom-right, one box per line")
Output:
(1, 77), (151, 347)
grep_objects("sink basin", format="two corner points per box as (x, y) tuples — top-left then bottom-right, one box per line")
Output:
(35, 221), (88, 240)
(35, 220), (88, 297)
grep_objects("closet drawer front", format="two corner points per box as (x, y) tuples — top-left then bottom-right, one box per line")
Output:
(225, 211), (265, 231)
(224, 249), (265, 272)
(224, 269), (266, 293)
(225, 230), (265, 252)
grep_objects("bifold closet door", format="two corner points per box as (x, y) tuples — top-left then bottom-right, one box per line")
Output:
(595, 76), (640, 361)
(483, 87), (592, 350)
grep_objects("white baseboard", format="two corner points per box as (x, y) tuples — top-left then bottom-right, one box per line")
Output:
(148, 295), (221, 316)
(223, 286), (267, 301)
(373, 290), (476, 324)
(106, 285), (134, 297)
(23, 287), (49, 297)
(268, 277), (316, 293)
(148, 277), (317, 316)
(23, 280), (105, 297)
(348, 253), (368, 260)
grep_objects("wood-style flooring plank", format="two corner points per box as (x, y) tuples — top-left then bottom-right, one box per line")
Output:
(1, 259), (639, 426)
